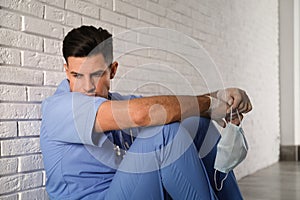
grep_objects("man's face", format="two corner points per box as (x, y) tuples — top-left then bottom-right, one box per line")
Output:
(64, 54), (118, 98)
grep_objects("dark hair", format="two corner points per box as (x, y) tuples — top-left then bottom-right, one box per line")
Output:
(63, 25), (113, 65)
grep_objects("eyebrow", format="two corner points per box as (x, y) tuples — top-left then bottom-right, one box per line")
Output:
(90, 69), (105, 76)
(70, 71), (83, 76)
(70, 69), (105, 76)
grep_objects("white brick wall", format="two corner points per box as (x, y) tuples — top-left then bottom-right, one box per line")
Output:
(0, 0), (279, 199)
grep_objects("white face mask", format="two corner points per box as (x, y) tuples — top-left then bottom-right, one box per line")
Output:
(213, 109), (248, 191)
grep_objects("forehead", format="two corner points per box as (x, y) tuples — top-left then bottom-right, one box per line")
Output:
(67, 54), (107, 73)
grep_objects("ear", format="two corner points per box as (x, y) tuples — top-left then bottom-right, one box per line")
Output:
(110, 61), (118, 79)
(64, 63), (70, 80)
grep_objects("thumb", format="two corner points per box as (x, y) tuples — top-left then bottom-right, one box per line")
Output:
(215, 118), (226, 128)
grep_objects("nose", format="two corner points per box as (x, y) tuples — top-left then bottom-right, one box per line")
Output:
(83, 77), (95, 93)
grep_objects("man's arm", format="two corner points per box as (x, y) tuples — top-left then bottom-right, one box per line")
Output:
(95, 95), (210, 132)
(94, 88), (252, 132)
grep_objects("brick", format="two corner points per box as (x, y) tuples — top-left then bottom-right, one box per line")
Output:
(44, 71), (66, 86)
(113, 30), (138, 43)
(44, 38), (63, 56)
(118, 0), (146, 8)
(0, 66), (43, 85)
(0, 174), (20, 194)
(100, 8), (126, 27)
(45, 5), (65, 24)
(0, 0), (44, 18)
(27, 87), (56, 102)
(148, 48), (166, 60)
(18, 121), (41, 137)
(0, 158), (18, 175)
(175, 23), (192, 35)
(0, 28), (43, 51)
(126, 17), (151, 29)
(38, 0), (65, 8)
(66, 0), (99, 19)
(191, 3), (210, 17)
(114, 0), (138, 18)
(98, 0), (113, 10)
(158, 16), (176, 29)
(0, 122), (17, 138)
(192, 29), (206, 41)
(0, 85), (26, 102)
(0, 10), (21, 30)
(179, 13), (193, 28)
(22, 16), (64, 39)
(84, 0), (113, 10)
(112, 26), (127, 36)
(0, 47), (21, 65)
(191, 9), (206, 21)
(0, 194), (18, 200)
(0, 103), (41, 120)
(138, 9), (159, 25)
(170, 1), (191, 17)
(19, 187), (49, 200)
(22, 51), (64, 71)
(0, 173), (43, 195)
(145, 1), (166, 16)
(1, 138), (41, 156)
(137, 32), (159, 47)
(18, 154), (44, 172)
(122, 42), (148, 57)
(20, 172), (43, 190)
(115, 53), (147, 68)
(166, 9), (183, 24)
(65, 11), (82, 27)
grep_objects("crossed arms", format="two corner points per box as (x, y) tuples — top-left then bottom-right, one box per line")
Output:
(94, 88), (252, 132)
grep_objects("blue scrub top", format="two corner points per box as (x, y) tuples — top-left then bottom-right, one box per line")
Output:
(40, 79), (138, 199)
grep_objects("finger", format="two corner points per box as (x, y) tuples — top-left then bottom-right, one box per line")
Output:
(247, 102), (253, 112)
(227, 96), (234, 107)
(238, 101), (245, 110)
(239, 102), (252, 114)
(226, 111), (243, 122)
(232, 95), (242, 110)
(231, 117), (240, 125)
(215, 118), (226, 128)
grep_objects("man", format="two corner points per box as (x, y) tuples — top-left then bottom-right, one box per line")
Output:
(40, 26), (252, 199)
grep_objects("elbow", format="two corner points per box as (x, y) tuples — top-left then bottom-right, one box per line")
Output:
(131, 104), (169, 127)
(131, 108), (150, 127)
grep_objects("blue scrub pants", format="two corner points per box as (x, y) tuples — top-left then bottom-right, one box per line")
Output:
(105, 117), (243, 200)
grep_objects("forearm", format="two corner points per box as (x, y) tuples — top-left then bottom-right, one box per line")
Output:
(128, 95), (211, 126)
(95, 95), (211, 132)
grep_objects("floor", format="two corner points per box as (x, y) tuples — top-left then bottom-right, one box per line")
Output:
(238, 162), (300, 200)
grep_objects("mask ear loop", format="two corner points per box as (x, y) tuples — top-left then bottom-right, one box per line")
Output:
(229, 106), (233, 123)
(214, 170), (229, 191)
(214, 107), (232, 192)
(236, 108), (243, 127)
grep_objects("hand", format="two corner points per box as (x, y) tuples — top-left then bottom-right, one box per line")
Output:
(208, 88), (252, 127)
(211, 88), (252, 115)
(206, 96), (229, 127)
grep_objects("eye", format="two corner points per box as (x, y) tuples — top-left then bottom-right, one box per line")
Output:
(93, 73), (102, 77)
(92, 71), (105, 77)
(73, 74), (83, 79)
